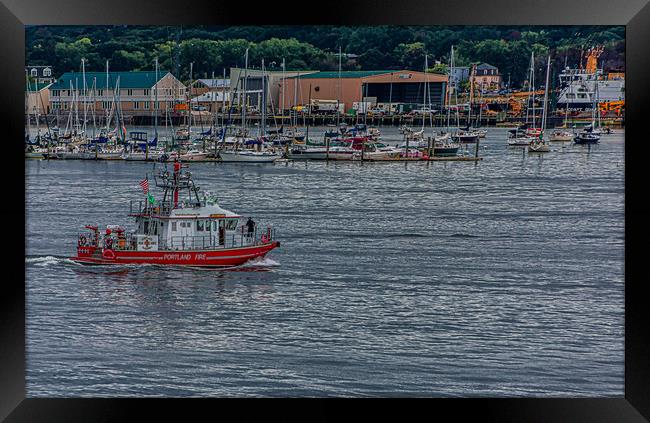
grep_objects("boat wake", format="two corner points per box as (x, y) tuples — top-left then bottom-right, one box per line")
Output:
(239, 256), (281, 268)
(25, 255), (83, 267)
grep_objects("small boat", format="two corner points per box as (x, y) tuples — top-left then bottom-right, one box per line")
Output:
(573, 131), (600, 144)
(452, 130), (480, 143)
(218, 150), (281, 163)
(71, 162), (280, 267)
(287, 146), (329, 160)
(527, 139), (551, 153)
(548, 129), (574, 142)
(180, 149), (211, 162)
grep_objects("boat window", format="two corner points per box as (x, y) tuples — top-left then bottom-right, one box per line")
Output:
(196, 220), (205, 231)
(212, 220), (218, 231)
(172, 221), (177, 231)
(143, 221), (149, 233)
(225, 218), (238, 230)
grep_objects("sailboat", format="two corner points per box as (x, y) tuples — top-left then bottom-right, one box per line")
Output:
(528, 56), (552, 153)
(573, 66), (601, 145)
(420, 53), (459, 156)
(508, 52), (538, 147)
(219, 52), (281, 163)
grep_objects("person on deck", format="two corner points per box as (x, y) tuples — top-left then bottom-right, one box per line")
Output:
(245, 218), (256, 240)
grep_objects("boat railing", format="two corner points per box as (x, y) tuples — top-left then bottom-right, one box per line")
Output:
(89, 226), (276, 252)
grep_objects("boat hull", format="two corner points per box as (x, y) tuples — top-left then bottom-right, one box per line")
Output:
(219, 151), (280, 162)
(71, 241), (280, 267)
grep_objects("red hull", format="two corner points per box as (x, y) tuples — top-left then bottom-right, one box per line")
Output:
(71, 241), (280, 267)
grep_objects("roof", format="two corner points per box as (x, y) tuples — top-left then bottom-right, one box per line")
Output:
(49, 71), (173, 90)
(477, 63), (498, 70)
(286, 70), (395, 79)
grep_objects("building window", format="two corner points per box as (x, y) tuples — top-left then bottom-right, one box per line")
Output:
(51, 90), (59, 97)
(144, 101), (149, 109)
(31, 68), (37, 77)
(97, 89), (103, 96)
(101, 101), (110, 109)
(133, 102), (140, 109)
(67, 90), (71, 96)
(43, 68), (51, 77)
(144, 89), (150, 96)
(127, 89), (133, 96)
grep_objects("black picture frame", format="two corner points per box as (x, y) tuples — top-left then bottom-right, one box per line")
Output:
(2, 0), (649, 420)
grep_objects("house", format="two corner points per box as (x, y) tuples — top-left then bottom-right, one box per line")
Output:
(26, 65), (55, 84)
(48, 71), (186, 117)
(471, 63), (502, 91)
(450, 66), (470, 87)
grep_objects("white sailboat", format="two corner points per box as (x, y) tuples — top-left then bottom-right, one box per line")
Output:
(528, 56), (552, 153)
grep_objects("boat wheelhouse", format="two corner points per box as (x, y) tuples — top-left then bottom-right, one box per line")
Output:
(71, 160), (280, 267)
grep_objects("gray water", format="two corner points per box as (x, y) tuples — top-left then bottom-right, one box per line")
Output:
(26, 127), (625, 397)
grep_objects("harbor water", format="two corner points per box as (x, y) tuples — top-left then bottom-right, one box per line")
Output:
(26, 127), (625, 397)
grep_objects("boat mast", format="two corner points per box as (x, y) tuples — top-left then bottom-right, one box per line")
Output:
(422, 54), (427, 133)
(261, 59), (265, 139)
(281, 58), (286, 121)
(531, 51), (536, 130)
(242, 48), (248, 141)
(25, 72), (32, 142)
(82, 58), (87, 137)
(541, 55), (551, 139)
(446, 46), (453, 133)
(106, 60), (110, 135)
(336, 46), (341, 129)
(155, 57), (159, 142)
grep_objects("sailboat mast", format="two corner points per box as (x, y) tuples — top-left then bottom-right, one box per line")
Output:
(242, 49), (248, 138)
(25, 71), (32, 140)
(446, 46), (453, 132)
(337, 46), (341, 128)
(154, 57), (159, 140)
(541, 55), (551, 136)
(261, 59), (265, 138)
(82, 58), (87, 136)
(106, 60), (110, 133)
(531, 52), (536, 130)
(422, 54), (427, 132)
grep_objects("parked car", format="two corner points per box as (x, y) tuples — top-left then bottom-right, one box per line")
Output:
(411, 107), (437, 116)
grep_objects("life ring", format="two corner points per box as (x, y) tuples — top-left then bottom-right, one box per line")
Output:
(78, 235), (87, 246)
(102, 249), (116, 260)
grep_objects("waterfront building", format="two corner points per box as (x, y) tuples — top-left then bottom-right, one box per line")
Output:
(279, 70), (448, 112)
(48, 71), (186, 117)
(471, 63), (502, 92)
(229, 67), (318, 113)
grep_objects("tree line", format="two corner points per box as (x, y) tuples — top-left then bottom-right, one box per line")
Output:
(26, 25), (625, 88)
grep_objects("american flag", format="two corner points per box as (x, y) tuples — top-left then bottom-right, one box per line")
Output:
(139, 178), (149, 194)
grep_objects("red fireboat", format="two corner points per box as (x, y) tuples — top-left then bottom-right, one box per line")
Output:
(71, 160), (280, 267)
